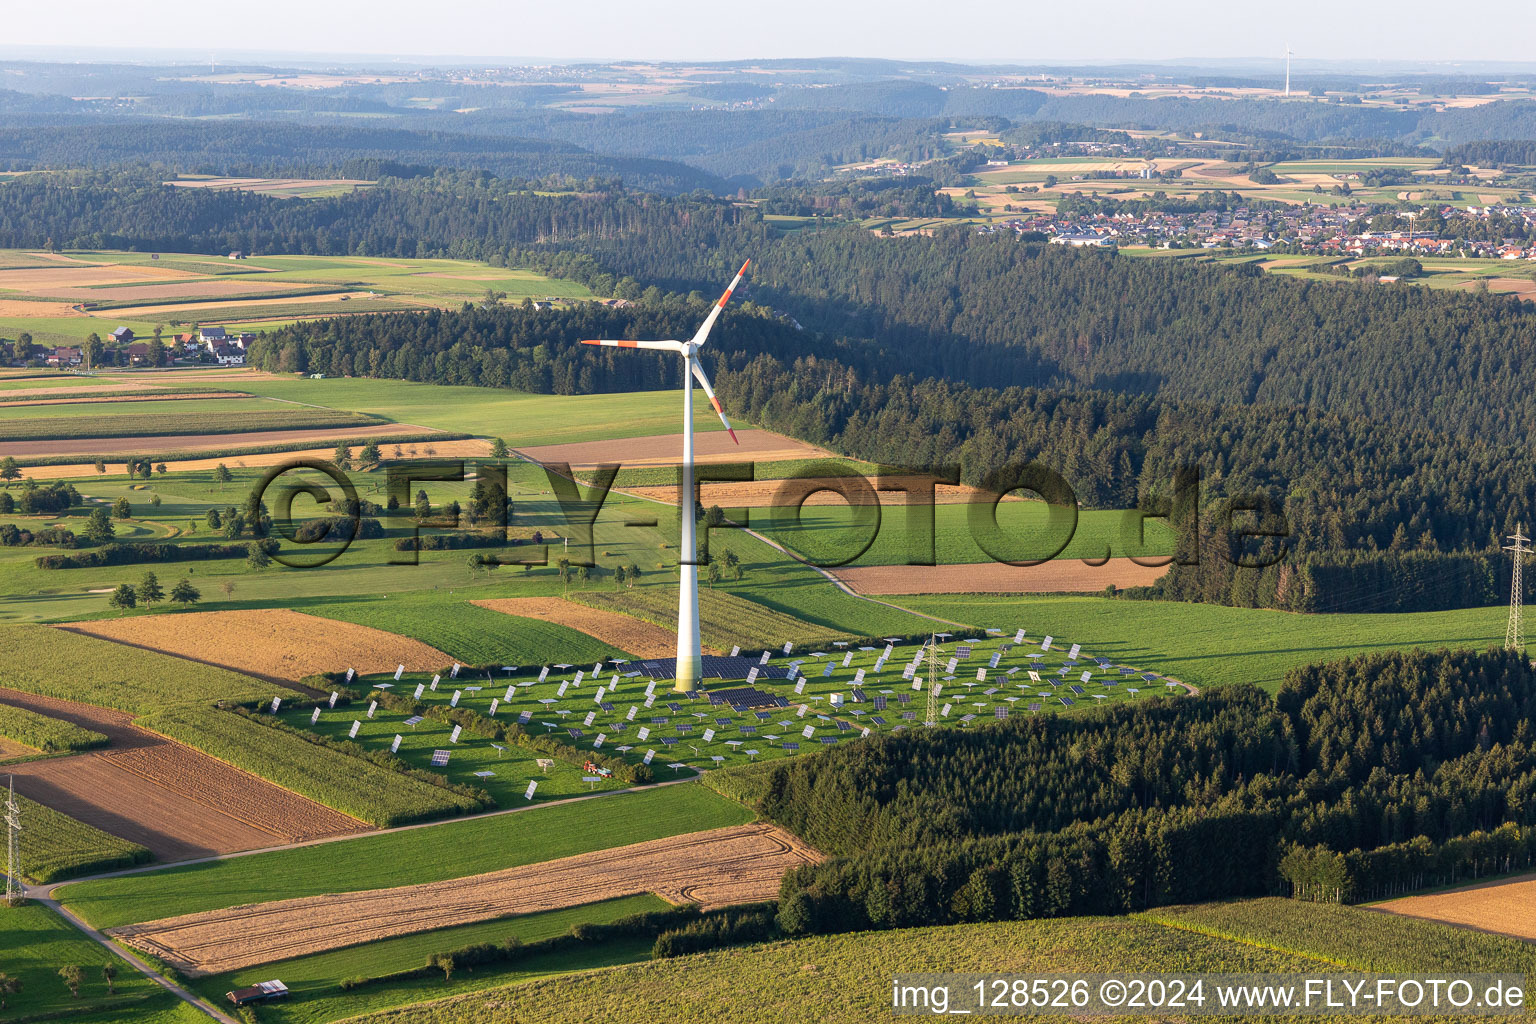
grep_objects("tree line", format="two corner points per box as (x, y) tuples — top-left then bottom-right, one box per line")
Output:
(764, 648), (1536, 934)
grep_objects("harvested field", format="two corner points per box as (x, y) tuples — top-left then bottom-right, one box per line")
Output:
(623, 475), (1026, 507)
(60, 609), (454, 683)
(0, 266), (197, 291)
(515, 428), (829, 470)
(112, 822), (817, 974)
(470, 597), (685, 658)
(110, 289), (387, 318)
(41, 280), (294, 302)
(2, 420), (444, 458)
(0, 687), (366, 862)
(830, 558), (1172, 594)
(21, 437), (492, 480)
(0, 735), (35, 759)
(1373, 874), (1536, 941)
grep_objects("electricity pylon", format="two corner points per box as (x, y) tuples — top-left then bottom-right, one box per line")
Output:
(925, 635), (945, 725)
(1506, 525), (1529, 652)
(4, 776), (21, 906)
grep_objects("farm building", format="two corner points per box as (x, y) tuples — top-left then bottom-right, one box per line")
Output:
(226, 980), (288, 1006)
(109, 326), (134, 342)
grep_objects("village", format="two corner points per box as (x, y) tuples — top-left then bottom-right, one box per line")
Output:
(1, 325), (250, 370)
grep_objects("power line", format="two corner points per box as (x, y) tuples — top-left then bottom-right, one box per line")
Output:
(4, 776), (20, 907)
(1505, 524), (1529, 652)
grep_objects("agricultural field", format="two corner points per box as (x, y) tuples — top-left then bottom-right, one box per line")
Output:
(0, 700), (108, 752)
(1373, 874), (1536, 942)
(0, 902), (205, 1023)
(187, 896), (669, 1024)
(56, 783), (752, 929)
(0, 250), (595, 346)
(891, 593), (1507, 692)
(65, 608), (455, 682)
(112, 823), (813, 974)
(0, 625), (280, 711)
(8, 790), (151, 882)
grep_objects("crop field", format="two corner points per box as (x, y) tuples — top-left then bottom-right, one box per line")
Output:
(0, 624), (281, 711)
(829, 558), (1170, 594)
(1373, 874), (1536, 941)
(0, 402), (384, 441)
(572, 586), (843, 650)
(0, 700), (108, 752)
(57, 783), (753, 929)
(0, 902), (203, 1022)
(9, 790), (152, 882)
(0, 250), (593, 344)
(471, 597), (678, 657)
(65, 608), (456, 682)
(188, 896), (668, 1024)
(1, 687), (368, 861)
(889, 594), (1507, 692)
(139, 705), (482, 827)
(113, 822), (814, 975)
(515, 428), (827, 470)
(351, 897), (1536, 1024)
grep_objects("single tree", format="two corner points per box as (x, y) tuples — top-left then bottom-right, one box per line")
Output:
(706, 560), (722, 589)
(432, 953), (456, 982)
(360, 440), (382, 467)
(220, 579), (236, 599)
(333, 442), (352, 471)
(489, 437), (509, 458)
(0, 972), (21, 1011)
(213, 463), (233, 483)
(0, 456), (18, 487)
(112, 496), (131, 519)
(625, 562), (640, 588)
(150, 494), (162, 507)
(108, 584), (136, 611)
(246, 542), (271, 569)
(556, 556), (572, 591)
(94, 459), (106, 475)
(205, 507), (222, 530)
(155, 463), (167, 475)
(576, 565), (591, 587)
(613, 565), (627, 589)
(414, 494), (432, 521)
(81, 332), (102, 371)
(101, 963), (117, 995)
(58, 965), (83, 999)
(138, 571), (164, 607)
(723, 549), (743, 581)
(222, 514), (244, 540)
(0, 493), (13, 514)
(169, 578), (200, 605)
(84, 507), (114, 544)
(386, 493), (399, 510)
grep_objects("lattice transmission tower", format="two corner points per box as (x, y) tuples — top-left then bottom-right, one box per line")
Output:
(1506, 525), (1530, 653)
(4, 776), (21, 907)
(924, 634), (945, 725)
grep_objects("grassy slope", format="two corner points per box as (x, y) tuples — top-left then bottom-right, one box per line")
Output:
(189, 895), (668, 1024)
(57, 783), (751, 930)
(338, 899), (1536, 1024)
(889, 594), (1505, 692)
(0, 902), (200, 1022)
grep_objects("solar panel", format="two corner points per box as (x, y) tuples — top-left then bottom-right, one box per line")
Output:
(1069, 685), (1085, 695)
(994, 707), (1008, 719)
(836, 721), (851, 731)
(820, 737), (837, 744)
(740, 725), (756, 734)
(403, 715), (424, 726)
(567, 728), (583, 739)
(873, 696), (887, 710)
(1060, 697), (1074, 706)
(958, 713), (976, 722)
(897, 693), (912, 704)
(429, 750), (450, 767)
(956, 646), (972, 658)
(870, 715), (887, 726)
(667, 702), (683, 711)
(782, 741), (800, 750)
(661, 737), (678, 745)
(901, 711), (916, 720)
(1027, 703), (1041, 711)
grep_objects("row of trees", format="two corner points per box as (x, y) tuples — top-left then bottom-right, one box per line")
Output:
(106, 570), (201, 611)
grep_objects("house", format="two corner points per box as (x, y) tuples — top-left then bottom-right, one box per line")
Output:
(109, 326), (134, 343)
(1049, 233), (1112, 247)
(208, 340), (245, 366)
(47, 346), (81, 367)
(198, 326), (228, 343)
(227, 251), (246, 260)
(125, 342), (154, 366)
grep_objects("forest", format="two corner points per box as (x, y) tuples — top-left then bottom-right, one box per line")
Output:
(765, 648), (1536, 934)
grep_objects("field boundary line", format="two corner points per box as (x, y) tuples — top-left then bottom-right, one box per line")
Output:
(1138, 912), (1354, 969)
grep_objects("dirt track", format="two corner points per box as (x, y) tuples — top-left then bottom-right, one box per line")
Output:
(110, 822), (819, 975)
(471, 597), (684, 658)
(829, 558), (1172, 594)
(60, 609), (454, 683)
(1, 421), (444, 458)
(515, 429), (829, 470)
(0, 687), (367, 862)
(1373, 874), (1536, 941)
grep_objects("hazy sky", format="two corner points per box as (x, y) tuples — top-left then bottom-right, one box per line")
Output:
(5, 0), (1534, 65)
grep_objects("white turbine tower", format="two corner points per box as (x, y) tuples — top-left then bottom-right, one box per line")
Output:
(1284, 46), (1294, 97)
(582, 260), (749, 692)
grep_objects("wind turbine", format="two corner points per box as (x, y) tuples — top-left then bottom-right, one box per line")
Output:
(1284, 45), (1293, 97)
(581, 260), (749, 692)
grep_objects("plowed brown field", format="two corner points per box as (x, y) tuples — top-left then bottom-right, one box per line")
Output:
(470, 597), (684, 658)
(1373, 874), (1536, 941)
(515, 429), (829, 470)
(111, 822), (818, 974)
(0, 687), (366, 862)
(60, 609), (453, 682)
(2, 391), (247, 408)
(830, 558), (1171, 594)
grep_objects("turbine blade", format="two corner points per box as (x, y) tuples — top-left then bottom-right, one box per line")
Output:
(580, 339), (686, 352)
(689, 259), (751, 348)
(690, 360), (738, 444)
